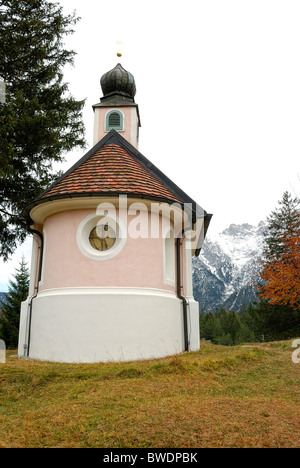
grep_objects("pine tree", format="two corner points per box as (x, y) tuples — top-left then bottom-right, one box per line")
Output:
(240, 302), (261, 341)
(254, 300), (300, 341)
(0, 0), (86, 260)
(0, 257), (29, 348)
(262, 191), (300, 262)
(200, 311), (215, 341)
(235, 323), (256, 345)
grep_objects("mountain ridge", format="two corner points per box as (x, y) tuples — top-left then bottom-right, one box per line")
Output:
(193, 221), (266, 312)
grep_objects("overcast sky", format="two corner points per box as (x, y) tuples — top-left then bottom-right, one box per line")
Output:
(1, 0), (300, 290)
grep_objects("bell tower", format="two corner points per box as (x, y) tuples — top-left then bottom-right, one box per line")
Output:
(93, 63), (141, 148)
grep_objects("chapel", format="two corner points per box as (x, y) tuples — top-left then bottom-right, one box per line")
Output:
(18, 62), (212, 362)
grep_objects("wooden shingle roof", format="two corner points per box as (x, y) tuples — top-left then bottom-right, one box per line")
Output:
(25, 130), (210, 227)
(37, 143), (181, 204)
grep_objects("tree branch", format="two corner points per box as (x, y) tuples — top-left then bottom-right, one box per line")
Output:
(0, 206), (13, 217)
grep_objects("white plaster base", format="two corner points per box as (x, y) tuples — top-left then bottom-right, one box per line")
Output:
(18, 288), (200, 363)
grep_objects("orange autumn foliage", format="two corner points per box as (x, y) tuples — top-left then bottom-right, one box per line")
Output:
(259, 234), (300, 309)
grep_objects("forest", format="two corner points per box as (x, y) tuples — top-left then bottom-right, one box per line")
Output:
(200, 301), (300, 346)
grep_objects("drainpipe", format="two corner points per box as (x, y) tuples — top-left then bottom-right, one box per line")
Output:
(176, 226), (192, 352)
(27, 225), (43, 284)
(10, 216), (43, 357)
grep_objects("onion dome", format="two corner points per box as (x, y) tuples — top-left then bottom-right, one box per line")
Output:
(100, 63), (136, 102)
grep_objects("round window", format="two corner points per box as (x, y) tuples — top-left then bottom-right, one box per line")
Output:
(77, 213), (126, 260)
(89, 224), (116, 251)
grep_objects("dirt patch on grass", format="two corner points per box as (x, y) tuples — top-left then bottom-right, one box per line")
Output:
(241, 344), (272, 349)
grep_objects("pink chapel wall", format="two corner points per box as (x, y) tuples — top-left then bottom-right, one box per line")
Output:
(39, 208), (181, 292)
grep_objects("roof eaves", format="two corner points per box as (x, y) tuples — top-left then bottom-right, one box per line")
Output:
(23, 191), (184, 220)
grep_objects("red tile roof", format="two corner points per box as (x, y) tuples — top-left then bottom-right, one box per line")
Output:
(38, 144), (182, 204)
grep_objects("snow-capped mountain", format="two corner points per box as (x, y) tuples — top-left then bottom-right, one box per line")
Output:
(192, 221), (266, 312)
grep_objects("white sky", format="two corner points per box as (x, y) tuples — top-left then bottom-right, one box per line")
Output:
(1, 0), (300, 290)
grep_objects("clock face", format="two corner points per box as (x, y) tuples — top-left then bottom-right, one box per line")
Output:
(89, 224), (116, 251)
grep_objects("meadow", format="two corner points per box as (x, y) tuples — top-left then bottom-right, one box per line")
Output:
(0, 340), (299, 448)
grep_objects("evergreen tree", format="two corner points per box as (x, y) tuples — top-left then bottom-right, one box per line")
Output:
(215, 332), (233, 346)
(0, 256), (29, 348)
(200, 311), (216, 341)
(254, 300), (300, 341)
(0, 0), (86, 261)
(240, 302), (261, 341)
(235, 323), (256, 345)
(200, 307), (258, 346)
(262, 191), (300, 262)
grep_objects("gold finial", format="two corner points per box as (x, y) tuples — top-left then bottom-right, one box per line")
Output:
(116, 40), (123, 58)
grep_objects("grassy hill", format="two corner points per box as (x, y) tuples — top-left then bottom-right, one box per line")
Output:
(0, 340), (299, 448)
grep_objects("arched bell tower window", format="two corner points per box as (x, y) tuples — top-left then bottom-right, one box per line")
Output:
(105, 110), (124, 132)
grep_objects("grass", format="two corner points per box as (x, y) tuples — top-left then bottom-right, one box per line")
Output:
(0, 340), (299, 448)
